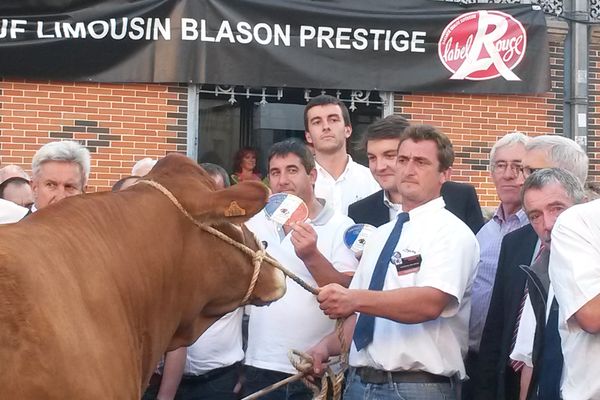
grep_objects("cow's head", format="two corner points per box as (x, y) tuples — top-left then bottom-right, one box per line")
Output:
(144, 154), (286, 311)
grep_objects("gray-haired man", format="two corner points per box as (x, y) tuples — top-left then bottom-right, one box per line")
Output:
(31, 140), (90, 211)
(466, 133), (531, 392)
(510, 168), (585, 399)
(475, 135), (589, 400)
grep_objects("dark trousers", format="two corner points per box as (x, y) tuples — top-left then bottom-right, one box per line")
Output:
(177, 364), (240, 400)
(461, 350), (479, 400)
(242, 365), (313, 400)
(142, 377), (160, 400)
(142, 363), (240, 400)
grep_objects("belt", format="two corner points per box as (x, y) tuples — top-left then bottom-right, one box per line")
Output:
(355, 367), (450, 384)
(182, 362), (240, 382)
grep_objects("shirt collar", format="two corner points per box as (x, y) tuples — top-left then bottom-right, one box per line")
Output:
(314, 155), (352, 181)
(404, 196), (446, 219)
(493, 205), (527, 225)
(310, 199), (335, 225)
(383, 191), (401, 211)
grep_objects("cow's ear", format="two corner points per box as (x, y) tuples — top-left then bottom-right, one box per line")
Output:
(191, 181), (269, 224)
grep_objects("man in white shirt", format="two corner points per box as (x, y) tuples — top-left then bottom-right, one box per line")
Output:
(308, 125), (479, 400)
(243, 138), (358, 400)
(304, 95), (380, 215)
(549, 199), (600, 400)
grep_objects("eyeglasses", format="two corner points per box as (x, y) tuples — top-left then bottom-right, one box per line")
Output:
(492, 161), (523, 175)
(522, 167), (542, 178)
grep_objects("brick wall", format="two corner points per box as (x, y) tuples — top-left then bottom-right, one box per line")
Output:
(0, 80), (187, 192)
(589, 40), (600, 184)
(394, 38), (566, 207)
(1, 35), (597, 208)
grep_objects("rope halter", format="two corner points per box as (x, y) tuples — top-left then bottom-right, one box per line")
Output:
(137, 179), (345, 400)
(137, 179), (280, 304)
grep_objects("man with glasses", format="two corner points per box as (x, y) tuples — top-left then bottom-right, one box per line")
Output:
(474, 135), (588, 400)
(464, 132), (531, 399)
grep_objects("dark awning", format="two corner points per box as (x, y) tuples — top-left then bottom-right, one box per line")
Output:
(0, 0), (550, 94)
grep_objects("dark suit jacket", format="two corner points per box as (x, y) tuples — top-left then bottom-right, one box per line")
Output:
(523, 248), (551, 400)
(347, 181), (484, 233)
(474, 224), (538, 400)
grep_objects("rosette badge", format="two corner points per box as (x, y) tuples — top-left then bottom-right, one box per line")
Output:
(343, 224), (377, 256)
(264, 193), (309, 226)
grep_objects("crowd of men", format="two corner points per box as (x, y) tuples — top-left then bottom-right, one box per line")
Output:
(1, 94), (599, 400)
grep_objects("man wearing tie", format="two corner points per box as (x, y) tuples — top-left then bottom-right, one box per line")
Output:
(307, 125), (480, 400)
(348, 115), (484, 234)
(475, 135), (589, 400)
(508, 168), (586, 400)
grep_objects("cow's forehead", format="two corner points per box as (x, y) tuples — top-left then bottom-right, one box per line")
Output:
(151, 154), (217, 189)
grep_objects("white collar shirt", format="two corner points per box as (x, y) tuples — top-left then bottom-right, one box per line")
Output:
(549, 199), (600, 400)
(244, 201), (359, 374)
(0, 199), (28, 224)
(183, 309), (244, 375)
(349, 197), (480, 378)
(383, 191), (401, 221)
(314, 155), (380, 215)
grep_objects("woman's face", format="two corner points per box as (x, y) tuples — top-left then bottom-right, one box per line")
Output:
(241, 152), (257, 171)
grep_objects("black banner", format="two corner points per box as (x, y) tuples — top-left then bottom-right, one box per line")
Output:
(0, 0), (550, 94)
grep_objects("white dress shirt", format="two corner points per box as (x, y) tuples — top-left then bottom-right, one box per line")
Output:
(244, 202), (358, 374)
(314, 156), (380, 215)
(549, 199), (600, 400)
(349, 197), (480, 379)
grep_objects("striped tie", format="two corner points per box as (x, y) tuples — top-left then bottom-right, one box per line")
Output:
(509, 286), (529, 372)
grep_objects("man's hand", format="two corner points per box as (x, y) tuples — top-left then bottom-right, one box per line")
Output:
(290, 222), (319, 261)
(305, 342), (330, 379)
(318, 283), (356, 319)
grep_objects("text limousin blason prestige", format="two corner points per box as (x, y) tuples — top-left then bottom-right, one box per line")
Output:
(0, 18), (427, 53)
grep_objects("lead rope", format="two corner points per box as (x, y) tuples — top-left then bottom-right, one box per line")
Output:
(138, 180), (348, 399)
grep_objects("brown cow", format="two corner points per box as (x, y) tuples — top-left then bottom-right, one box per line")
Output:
(0, 153), (286, 399)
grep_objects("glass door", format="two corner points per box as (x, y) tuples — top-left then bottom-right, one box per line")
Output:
(197, 86), (384, 178)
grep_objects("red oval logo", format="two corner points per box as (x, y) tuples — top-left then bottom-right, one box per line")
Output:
(438, 10), (527, 81)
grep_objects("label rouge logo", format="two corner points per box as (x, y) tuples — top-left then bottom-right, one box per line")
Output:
(438, 10), (526, 81)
